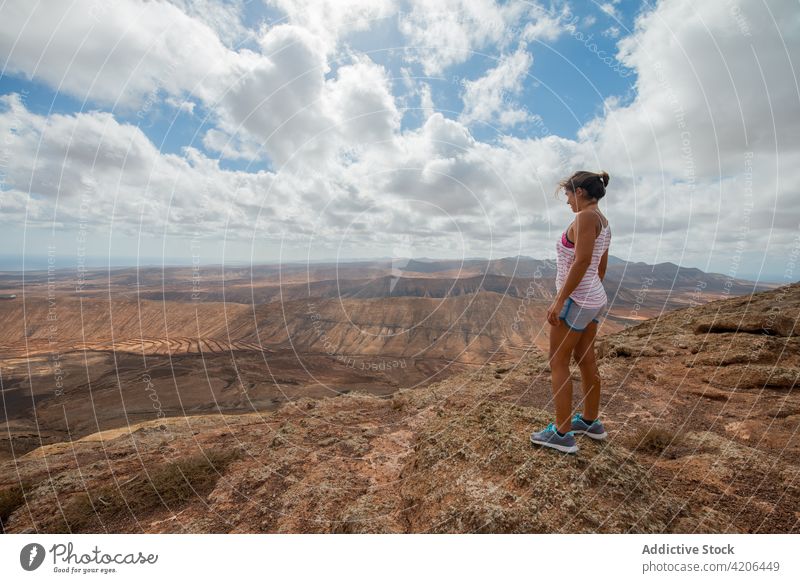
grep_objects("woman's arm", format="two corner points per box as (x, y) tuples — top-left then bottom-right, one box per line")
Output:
(555, 210), (596, 303)
(598, 248), (609, 282)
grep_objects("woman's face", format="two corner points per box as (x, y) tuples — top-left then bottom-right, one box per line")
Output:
(565, 188), (577, 212)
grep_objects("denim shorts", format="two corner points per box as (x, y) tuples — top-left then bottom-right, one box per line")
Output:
(559, 297), (607, 331)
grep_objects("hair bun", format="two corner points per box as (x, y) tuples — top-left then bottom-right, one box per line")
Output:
(556, 170), (608, 200)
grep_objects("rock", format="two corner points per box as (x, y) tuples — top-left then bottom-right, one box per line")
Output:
(709, 365), (799, 390)
(694, 314), (796, 337)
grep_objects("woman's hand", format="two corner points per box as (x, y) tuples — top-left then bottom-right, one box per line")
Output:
(546, 297), (565, 326)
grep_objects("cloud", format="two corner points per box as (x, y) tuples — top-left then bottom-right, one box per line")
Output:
(165, 96), (197, 115)
(202, 128), (263, 161)
(324, 56), (402, 147)
(599, 3), (620, 20)
(581, 0), (800, 177)
(398, 0), (563, 75)
(520, 4), (574, 43)
(459, 47), (533, 128)
(0, 1), (400, 170)
(0, 0), (233, 109)
(0, 93), (282, 237)
(265, 0), (395, 53)
(209, 24), (331, 166)
(570, 0), (800, 264)
(167, 0), (254, 47)
(211, 30), (401, 169)
(1, 0), (798, 273)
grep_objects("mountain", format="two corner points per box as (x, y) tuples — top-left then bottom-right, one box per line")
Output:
(2, 282), (797, 533)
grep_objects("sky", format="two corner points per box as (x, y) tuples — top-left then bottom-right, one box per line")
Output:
(0, 0), (798, 283)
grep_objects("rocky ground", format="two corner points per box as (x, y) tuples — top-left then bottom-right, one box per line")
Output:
(1, 282), (798, 533)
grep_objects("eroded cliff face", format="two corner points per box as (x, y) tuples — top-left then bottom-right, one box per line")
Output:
(2, 283), (798, 533)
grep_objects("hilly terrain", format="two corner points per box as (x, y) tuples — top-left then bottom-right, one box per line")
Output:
(0, 258), (772, 462)
(1, 281), (797, 533)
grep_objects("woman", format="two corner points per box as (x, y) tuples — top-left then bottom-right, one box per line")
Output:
(530, 171), (612, 454)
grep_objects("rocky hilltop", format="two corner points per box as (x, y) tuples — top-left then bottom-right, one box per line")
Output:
(1, 282), (798, 533)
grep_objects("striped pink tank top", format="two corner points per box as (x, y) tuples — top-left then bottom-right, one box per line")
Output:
(555, 214), (611, 309)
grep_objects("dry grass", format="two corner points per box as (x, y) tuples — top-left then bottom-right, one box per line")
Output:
(398, 399), (683, 533)
(44, 448), (241, 533)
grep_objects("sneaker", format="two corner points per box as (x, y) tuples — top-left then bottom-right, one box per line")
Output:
(530, 423), (578, 454)
(570, 413), (608, 440)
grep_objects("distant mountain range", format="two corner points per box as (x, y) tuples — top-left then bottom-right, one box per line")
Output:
(0, 253), (787, 285)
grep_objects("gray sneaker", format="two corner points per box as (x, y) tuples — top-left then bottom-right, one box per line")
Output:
(530, 423), (578, 454)
(570, 413), (608, 440)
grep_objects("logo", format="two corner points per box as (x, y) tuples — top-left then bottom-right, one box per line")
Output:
(20, 543), (46, 571)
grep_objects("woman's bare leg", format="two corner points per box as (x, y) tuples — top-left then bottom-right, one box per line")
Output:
(572, 320), (601, 420)
(549, 318), (583, 434)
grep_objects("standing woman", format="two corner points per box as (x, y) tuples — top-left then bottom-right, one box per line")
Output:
(530, 171), (612, 454)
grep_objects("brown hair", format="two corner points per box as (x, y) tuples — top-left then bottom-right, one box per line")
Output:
(556, 170), (609, 200)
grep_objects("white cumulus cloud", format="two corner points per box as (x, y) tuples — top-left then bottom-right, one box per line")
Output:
(459, 47), (533, 128)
